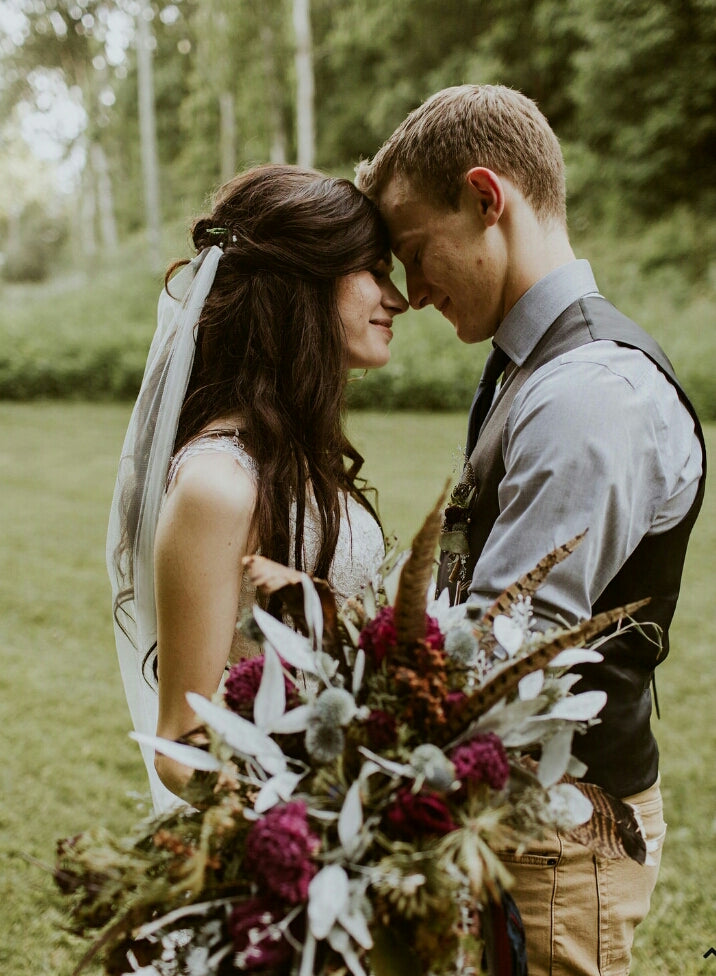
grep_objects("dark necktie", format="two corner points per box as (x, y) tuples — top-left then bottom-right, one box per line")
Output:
(465, 344), (511, 456)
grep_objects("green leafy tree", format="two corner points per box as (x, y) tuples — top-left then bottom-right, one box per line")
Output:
(570, 0), (716, 217)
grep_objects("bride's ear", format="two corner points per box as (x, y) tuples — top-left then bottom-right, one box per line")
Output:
(465, 167), (505, 226)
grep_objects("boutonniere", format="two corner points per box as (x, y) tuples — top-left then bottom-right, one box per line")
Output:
(439, 460), (476, 556)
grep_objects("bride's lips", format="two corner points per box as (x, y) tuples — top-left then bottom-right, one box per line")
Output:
(370, 320), (393, 340)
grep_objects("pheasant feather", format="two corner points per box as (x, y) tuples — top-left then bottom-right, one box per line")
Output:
(441, 599), (649, 742)
(393, 481), (450, 647)
(482, 531), (588, 626)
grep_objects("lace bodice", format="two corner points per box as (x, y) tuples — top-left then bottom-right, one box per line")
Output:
(166, 433), (385, 659)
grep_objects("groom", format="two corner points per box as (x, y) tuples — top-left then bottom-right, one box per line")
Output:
(357, 85), (705, 975)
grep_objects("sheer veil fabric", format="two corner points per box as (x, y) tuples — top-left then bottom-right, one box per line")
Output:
(106, 245), (223, 813)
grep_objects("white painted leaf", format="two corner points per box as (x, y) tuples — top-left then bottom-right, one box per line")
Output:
(342, 615), (362, 646)
(129, 732), (223, 772)
(357, 746), (412, 778)
(549, 690), (607, 721)
(425, 585), (452, 627)
(549, 648), (604, 668)
(308, 865), (349, 939)
(253, 644), (286, 732)
(382, 551), (409, 606)
(252, 606), (318, 674)
(537, 729), (573, 787)
(362, 584), (377, 618)
(327, 926), (369, 976)
(301, 576), (324, 650)
(352, 648), (365, 697)
(518, 669), (544, 700)
(337, 908), (373, 950)
(186, 692), (286, 775)
(299, 930), (317, 976)
(254, 771), (302, 814)
(338, 780), (363, 856)
(493, 615), (524, 656)
(548, 783), (593, 826)
(566, 755), (588, 779)
(272, 704), (312, 734)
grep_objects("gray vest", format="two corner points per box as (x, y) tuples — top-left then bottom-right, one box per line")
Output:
(439, 296), (706, 796)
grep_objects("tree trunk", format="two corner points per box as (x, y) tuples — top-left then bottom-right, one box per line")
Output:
(79, 161), (98, 261)
(219, 90), (237, 182)
(90, 142), (118, 252)
(292, 0), (315, 167)
(260, 22), (287, 164)
(136, 0), (162, 268)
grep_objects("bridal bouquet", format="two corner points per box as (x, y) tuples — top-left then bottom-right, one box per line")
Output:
(56, 493), (647, 976)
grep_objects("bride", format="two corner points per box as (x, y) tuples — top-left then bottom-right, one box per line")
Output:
(107, 164), (407, 812)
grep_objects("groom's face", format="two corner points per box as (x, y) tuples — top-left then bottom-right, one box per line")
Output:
(378, 175), (507, 344)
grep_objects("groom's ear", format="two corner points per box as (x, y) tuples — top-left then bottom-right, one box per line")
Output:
(464, 167), (504, 226)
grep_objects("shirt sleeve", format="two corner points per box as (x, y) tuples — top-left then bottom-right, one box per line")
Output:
(467, 341), (701, 623)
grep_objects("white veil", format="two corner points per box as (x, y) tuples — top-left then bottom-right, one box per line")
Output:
(106, 245), (223, 813)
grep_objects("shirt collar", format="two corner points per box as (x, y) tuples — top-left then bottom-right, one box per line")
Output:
(494, 259), (599, 366)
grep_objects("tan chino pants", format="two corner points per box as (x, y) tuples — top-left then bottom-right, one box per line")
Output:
(498, 778), (666, 975)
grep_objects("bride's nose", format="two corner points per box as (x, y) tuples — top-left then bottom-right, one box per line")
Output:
(383, 281), (409, 315)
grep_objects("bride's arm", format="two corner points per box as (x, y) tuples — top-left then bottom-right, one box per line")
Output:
(153, 452), (257, 797)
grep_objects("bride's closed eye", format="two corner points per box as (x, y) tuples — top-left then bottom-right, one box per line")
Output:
(370, 262), (393, 282)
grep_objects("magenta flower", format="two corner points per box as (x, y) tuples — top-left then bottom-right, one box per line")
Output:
(228, 897), (294, 972)
(364, 709), (398, 750)
(450, 733), (510, 791)
(359, 606), (444, 665)
(224, 655), (297, 716)
(244, 801), (320, 904)
(385, 786), (457, 838)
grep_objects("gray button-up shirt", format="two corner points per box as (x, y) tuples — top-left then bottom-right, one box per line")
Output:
(468, 259), (703, 622)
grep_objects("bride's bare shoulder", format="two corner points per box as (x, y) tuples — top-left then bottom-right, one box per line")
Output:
(162, 449), (257, 528)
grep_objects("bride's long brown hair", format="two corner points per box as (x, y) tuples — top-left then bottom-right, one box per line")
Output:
(170, 165), (388, 587)
(109, 166), (387, 609)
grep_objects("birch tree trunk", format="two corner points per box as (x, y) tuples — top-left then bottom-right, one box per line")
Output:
(91, 143), (118, 252)
(261, 22), (287, 164)
(136, 0), (162, 267)
(219, 90), (237, 182)
(292, 0), (315, 168)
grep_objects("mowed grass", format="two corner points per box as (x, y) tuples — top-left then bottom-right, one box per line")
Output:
(0, 403), (713, 976)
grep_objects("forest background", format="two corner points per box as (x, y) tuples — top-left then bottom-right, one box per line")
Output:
(0, 0), (714, 416)
(1, 3), (715, 975)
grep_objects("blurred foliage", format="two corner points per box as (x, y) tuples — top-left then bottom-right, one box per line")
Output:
(0, 0), (713, 414)
(0, 212), (713, 419)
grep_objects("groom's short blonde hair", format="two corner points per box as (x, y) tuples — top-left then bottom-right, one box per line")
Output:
(356, 84), (567, 224)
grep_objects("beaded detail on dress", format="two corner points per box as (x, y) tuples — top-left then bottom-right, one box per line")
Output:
(165, 433), (385, 659)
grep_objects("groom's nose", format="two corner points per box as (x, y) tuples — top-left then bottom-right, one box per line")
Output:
(406, 269), (431, 310)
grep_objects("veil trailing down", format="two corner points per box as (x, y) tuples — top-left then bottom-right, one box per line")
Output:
(106, 245), (223, 812)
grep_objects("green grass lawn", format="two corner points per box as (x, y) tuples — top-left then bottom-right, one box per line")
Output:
(1, 403), (713, 976)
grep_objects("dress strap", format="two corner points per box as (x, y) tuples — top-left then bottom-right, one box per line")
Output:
(166, 428), (256, 487)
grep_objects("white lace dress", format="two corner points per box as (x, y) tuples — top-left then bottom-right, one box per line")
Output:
(166, 432), (385, 661)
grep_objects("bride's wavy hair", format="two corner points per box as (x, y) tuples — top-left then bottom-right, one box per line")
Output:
(118, 164), (388, 631)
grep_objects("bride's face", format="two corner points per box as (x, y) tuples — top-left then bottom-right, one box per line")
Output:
(337, 261), (408, 370)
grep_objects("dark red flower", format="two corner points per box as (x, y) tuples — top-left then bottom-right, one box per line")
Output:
(364, 709), (398, 750)
(385, 786), (458, 838)
(359, 606), (444, 665)
(228, 896), (293, 972)
(450, 733), (510, 791)
(224, 655), (297, 716)
(244, 801), (320, 904)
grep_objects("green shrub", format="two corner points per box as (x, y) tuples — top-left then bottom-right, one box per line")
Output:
(0, 218), (714, 419)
